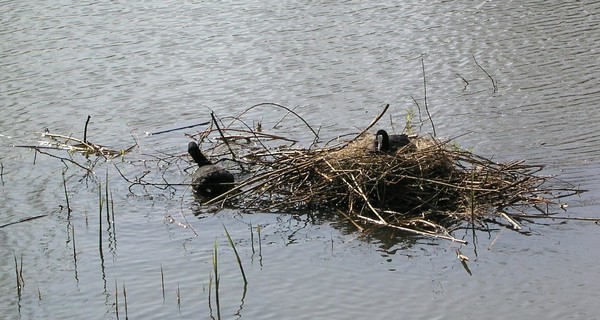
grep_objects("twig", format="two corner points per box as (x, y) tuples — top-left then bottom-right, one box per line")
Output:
(473, 55), (497, 93)
(410, 96), (423, 132)
(272, 105), (299, 129)
(29, 147), (93, 172)
(62, 170), (72, 217)
(337, 210), (364, 232)
(212, 128), (297, 143)
(1, 162), (4, 186)
(421, 59), (436, 137)
(356, 214), (467, 243)
(456, 73), (469, 90)
(498, 210), (522, 230)
(507, 214), (600, 222)
(0, 214), (47, 229)
(205, 159), (316, 205)
(145, 121), (210, 136)
(211, 112), (237, 163)
(233, 102), (319, 138)
(343, 104), (390, 147)
(83, 115), (91, 144)
(177, 188), (198, 236)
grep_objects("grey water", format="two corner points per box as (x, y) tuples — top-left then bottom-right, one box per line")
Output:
(2, 0), (600, 319)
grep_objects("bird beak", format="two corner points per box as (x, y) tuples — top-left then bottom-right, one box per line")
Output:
(377, 135), (383, 151)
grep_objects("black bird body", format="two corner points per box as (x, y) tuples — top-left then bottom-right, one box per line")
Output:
(188, 141), (234, 198)
(375, 129), (410, 152)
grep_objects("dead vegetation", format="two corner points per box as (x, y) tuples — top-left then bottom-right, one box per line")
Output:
(21, 104), (585, 242)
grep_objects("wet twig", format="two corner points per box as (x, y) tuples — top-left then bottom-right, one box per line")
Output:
(473, 55), (498, 93)
(0, 215), (47, 229)
(421, 59), (436, 137)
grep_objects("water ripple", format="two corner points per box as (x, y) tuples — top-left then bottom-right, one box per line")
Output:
(2, 0), (600, 319)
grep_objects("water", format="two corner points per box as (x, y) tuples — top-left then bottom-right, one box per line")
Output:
(2, 0), (600, 319)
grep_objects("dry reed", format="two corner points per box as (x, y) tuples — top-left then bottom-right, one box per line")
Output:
(25, 108), (584, 242)
(203, 127), (581, 242)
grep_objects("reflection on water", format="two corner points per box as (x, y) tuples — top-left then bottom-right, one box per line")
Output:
(2, 0), (600, 319)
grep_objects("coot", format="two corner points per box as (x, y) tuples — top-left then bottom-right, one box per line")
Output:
(375, 129), (410, 152)
(188, 141), (234, 198)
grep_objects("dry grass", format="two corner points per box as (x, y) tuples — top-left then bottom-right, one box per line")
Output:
(24, 109), (584, 242)
(205, 128), (579, 242)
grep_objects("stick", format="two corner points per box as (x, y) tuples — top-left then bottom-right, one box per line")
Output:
(205, 159), (316, 205)
(456, 73), (469, 90)
(145, 121), (210, 135)
(0, 162), (4, 185)
(356, 214), (467, 243)
(0, 214), (47, 229)
(211, 112), (237, 162)
(508, 214), (600, 222)
(473, 55), (497, 93)
(421, 59), (436, 137)
(336, 210), (364, 232)
(498, 210), (522, 230)
(233, 102), (319, 138)
(343, 104), (390, 146)
(62, 170), (72, 217)
(83, 115), (91, 144)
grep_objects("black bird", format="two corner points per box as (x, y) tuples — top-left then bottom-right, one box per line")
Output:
(187, 141), (234, 198)
(375, 129), (410, 152)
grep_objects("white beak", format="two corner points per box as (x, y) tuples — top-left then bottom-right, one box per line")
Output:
(377, 135), (383, 151)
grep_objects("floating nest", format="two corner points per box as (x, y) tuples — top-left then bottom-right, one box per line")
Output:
(205, 128), (580, 242)
(23, 106), (584, 243)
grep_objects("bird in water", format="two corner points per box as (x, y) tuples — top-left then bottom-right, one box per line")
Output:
(187, 141), (234, 198)
(375, 129), (410, 152)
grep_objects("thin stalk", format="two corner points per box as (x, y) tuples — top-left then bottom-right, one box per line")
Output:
(115, 280), (119, 320)
(421, 58), (436, 137)
(105, 170), (110, 225)
(213, 239), (221, 320)
(72, 224), (78, 282)
(211, 112), (237, 163)
(470, 169), (478, 258)
(19, 253), (24, 288)
(110, 189), (115, 232)
(123, 284), (128, 320)
(160, 265), (165, 301)
(473, 55), (497, 93)
(223, 224), (248, 285)
(83, 115), (91, 144)
(98, 180), (104, 260)
(176, 282), (181, 312)
(0, 214), (47, 229)
(257, 224), (262, 263)
(249, 222), (255, 254)
(62, 170), (72, 217)
(14, 252), (21, 297)
(208, 274), (214, 318)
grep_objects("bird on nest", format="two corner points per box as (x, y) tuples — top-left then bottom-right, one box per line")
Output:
(187, 141), (235, 198)
(374, 129), (411, 152)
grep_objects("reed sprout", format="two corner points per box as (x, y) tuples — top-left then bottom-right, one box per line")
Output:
(115, 280), (120, 320)
(223, 224), (248, 285)
(123, 284), (128, 320)
(160, 265), (165, 301)
(14, 252), (23, 298)
(212, 239), (221, 320)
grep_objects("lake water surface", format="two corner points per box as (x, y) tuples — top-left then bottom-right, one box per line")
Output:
(2, 1), (600, 319)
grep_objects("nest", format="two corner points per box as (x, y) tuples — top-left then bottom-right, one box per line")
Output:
(23, 107), (583, 243)
(206, 129), (578, 242)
